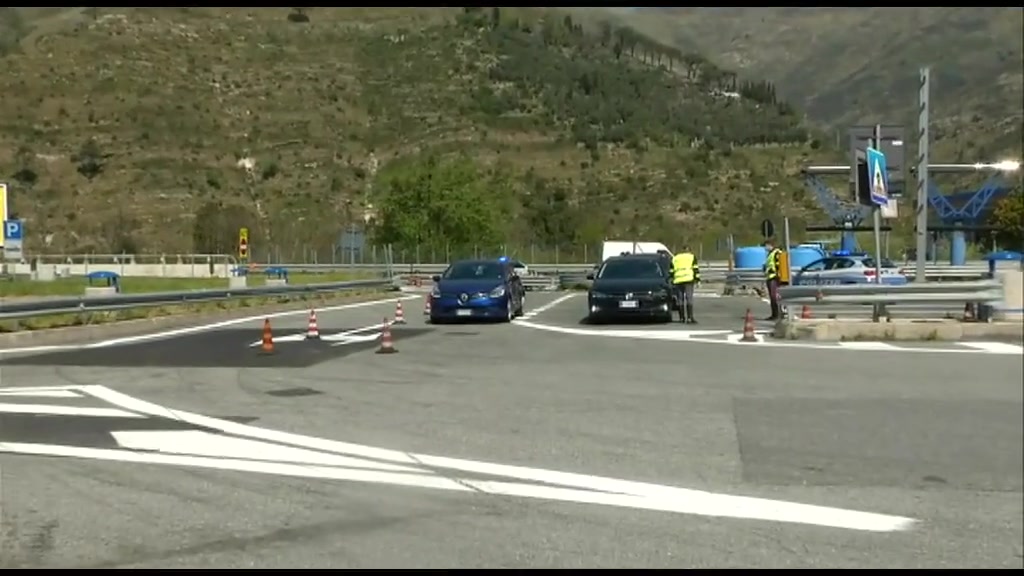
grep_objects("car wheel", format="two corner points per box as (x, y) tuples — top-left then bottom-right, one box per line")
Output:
(660, 313), (673, 324)
(429, 316), (444, 325)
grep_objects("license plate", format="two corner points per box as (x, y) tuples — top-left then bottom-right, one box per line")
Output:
(619, 300), (638, 309)
(456, 309), (472, 317)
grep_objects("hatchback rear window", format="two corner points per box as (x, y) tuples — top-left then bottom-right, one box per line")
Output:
(860, 257), (898, 268)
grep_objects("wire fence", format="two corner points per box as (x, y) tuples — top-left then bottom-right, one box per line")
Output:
(254, 241), (739, 265)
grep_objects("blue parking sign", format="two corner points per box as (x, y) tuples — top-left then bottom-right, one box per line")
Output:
(866, 147), (889, 207)
(3, 219), (22, 241)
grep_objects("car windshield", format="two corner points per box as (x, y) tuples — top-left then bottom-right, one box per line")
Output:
(598, 259), (664, 279)
(444, 261), (504, 280)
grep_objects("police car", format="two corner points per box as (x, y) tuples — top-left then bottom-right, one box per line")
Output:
(792, 251), (909, 286)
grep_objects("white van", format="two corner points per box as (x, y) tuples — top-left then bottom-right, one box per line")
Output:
(600, 240), (673, 263)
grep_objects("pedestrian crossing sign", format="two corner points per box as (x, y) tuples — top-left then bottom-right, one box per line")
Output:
(866, 146), (889, 207)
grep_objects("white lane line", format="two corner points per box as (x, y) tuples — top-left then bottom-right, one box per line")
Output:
(0, 345), (80, 356)
(83, 295), (421, 349)
(958, 342), (1024, 354)
(516, 319), (1018, 356)
(248, 321), (387, 347)
(0, 389), (82, 398)
(110, 430), (423, 473)
(0, 442), (470, 493)
(837, 341), (901, 351)
(51, 385), (916, 532)
(0, 403), (144, 418)
(517, 293), (579, 320)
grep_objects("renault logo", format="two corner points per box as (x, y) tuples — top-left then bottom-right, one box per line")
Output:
(459, 293), (469, 303)
(625, 292), (634, 300)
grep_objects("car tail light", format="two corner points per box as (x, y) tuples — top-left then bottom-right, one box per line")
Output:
(863, 269), (876, 277)
(897, 268), (905, 275)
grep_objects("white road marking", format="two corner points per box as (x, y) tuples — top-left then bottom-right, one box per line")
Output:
(0, 345), (80, 357)
(959, 341), (1024, 354)
(725, 332), (765, 343)
(110, 430), (422, 472)
(83, 295), (420, 350)
(517, 293), (579, 320)
(0, 442), (470, 493)
(7, 384), (917, 533)
(0, 389), (82, 398)
(514, 319), (1020, 356)
(0, 403), (144, 418)
(837, 341), (901, 350)
(248, 322), (386, 348)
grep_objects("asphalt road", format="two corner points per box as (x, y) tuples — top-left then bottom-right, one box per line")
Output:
(1, 293), (1022, 569)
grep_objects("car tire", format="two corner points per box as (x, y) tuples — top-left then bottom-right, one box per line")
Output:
(429, 316), (444, 325)
(659, 313), (673, 324)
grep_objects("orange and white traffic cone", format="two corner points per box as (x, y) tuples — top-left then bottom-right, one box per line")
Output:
(963, 303), (976, 322)
(740, 309), (758, 342)
(259, 318), (275, 354)
(800, 304), (812, 319)
(393, 300), (407, 325)
(423, 296), (432, 316)
(305, 309), (320, 340)
(376, 318), (398, 354)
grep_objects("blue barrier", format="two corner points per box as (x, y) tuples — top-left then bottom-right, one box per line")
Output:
(86, 270), (121, 293)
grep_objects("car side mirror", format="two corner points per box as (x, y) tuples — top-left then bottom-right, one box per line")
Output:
(431, 275), (441, 282)
(585, 272), (594, 280)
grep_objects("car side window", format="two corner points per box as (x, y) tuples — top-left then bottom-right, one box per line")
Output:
(833, 259), (856, 270)
(802, 259), (827, 272)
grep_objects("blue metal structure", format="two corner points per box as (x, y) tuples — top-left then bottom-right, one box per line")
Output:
(803, 174), (873, 253)
(926, 176), (1011, 266)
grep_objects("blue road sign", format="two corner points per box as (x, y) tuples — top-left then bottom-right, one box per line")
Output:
(866, 147), (889, 207)
(3, 219), (23, 241)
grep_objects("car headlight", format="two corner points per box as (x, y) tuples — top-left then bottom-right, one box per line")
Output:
(430, 286), (440, 298)
(590, 291), (611, 299)
(489, 285), (506, 298)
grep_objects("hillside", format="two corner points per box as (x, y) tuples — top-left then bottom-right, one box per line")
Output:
(0, 7), (827, 261)
(589, 8), (1024, 161)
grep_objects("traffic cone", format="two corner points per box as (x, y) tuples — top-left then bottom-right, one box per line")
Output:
(393, 300), (407, 325)
(423, 296), (432, 316)
(259, 318), (275, 355)
(800, 304), (812, 319)
(963, 303), (976, 322)
(740, 309), (758, 342)
(376, 318), (398, 354)
(305, 309), (320, 340)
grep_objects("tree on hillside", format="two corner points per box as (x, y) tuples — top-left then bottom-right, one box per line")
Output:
(990, 189), (1024, 250)
(192, 201), (257, 255)
(370, 155), (509, 251)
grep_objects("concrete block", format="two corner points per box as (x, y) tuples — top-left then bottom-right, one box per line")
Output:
(228, 275), (248, 290)
(995, 269), (1023, 321)
(84, 286), (118, 297)
(774, 318), (1024, 342)
(265, 278), (288, 287)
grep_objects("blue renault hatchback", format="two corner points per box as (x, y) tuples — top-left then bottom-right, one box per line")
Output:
(429, 258), (525, 323)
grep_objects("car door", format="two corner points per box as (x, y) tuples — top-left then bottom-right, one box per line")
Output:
(795, 258), (829, 285)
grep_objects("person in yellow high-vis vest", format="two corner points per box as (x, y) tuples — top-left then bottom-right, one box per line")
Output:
(670, 246), (701, 324)
(763, 239), (785, 321)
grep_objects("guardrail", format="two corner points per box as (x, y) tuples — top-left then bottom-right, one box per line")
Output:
(777, 280), (1004, 321)
(0, 279), (392, 321)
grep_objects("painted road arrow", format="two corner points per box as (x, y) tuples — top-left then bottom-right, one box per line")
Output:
(0, 384), (917, 533)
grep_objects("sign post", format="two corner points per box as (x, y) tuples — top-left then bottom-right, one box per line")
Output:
(3, 219), (24, 262)
(865, 124), (891, 321)
(238, 227), (249, 263)
(0, 183), (8, 250)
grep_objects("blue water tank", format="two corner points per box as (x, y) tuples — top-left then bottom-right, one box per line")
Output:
(788, 245), (827, 270)
(735, 246), (768, 270)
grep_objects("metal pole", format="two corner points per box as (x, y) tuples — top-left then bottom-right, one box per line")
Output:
(914, 67), (930, 283)
(872, 124), (884, 322)
(783, 217), (791, 252)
